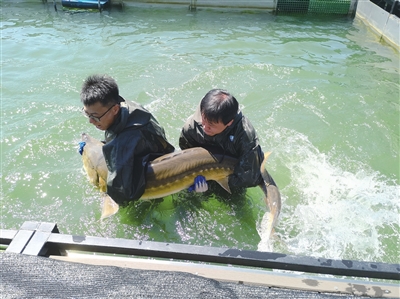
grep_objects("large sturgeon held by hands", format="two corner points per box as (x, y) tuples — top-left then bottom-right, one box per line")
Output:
(81, 133), (281, 241)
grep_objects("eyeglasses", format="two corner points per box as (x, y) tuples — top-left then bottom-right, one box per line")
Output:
(82, 104), (116, 122)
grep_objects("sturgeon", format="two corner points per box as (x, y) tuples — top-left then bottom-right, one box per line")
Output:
(81, 133), (281, 241)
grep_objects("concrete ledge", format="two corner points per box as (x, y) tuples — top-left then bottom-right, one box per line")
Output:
(356, 0), (400, 49)
(52, 252), (400, 298)
(386, 14), (400, 46)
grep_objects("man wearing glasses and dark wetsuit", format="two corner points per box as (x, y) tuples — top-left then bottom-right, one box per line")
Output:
(80, 74), (174, 206)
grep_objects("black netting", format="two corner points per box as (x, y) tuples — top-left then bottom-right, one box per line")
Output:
(276, 0), (351, 14)
(1, 252), (362, 299)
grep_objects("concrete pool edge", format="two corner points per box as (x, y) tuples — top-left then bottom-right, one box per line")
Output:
(1, 221), (399, 298)
(39, 0), (400, 50)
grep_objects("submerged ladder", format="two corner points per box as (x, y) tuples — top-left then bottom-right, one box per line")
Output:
(189, 0), (197, 11)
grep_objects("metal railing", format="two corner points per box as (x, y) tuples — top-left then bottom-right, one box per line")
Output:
(1, 221), (399, 281)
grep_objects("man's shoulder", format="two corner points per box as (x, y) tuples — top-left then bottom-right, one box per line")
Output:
(238, 114), (257, 130)
(123, 100), (148, 114)
(123, 101), (152, 127)
(182, 113), (199, 131)
(230, 114), (258, 143)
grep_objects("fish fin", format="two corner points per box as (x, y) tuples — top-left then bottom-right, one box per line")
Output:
(100, 194), (119, 220)
(82, 154), (100, 187)
(260, 152), (271, 177)
(258, 151), (282, 243)
(216, 177), (231, 194)
(259, 152), (281, 213)
(84, 166), (99, 186)
(99, 177), (107, 193)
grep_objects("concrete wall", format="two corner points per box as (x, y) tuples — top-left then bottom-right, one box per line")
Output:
(118, 0), (276, 10)
(117, 0), (359, 14)
(49, 0), (399, 49)
(355, 0), (400, 49)
(120, 0), (398, 49)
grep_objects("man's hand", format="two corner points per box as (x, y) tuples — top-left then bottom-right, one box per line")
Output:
(188, 175), (208, 193)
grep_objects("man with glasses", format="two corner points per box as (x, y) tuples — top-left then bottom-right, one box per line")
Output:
(81, 74), (174, 205)
(179, 89), (277, 194)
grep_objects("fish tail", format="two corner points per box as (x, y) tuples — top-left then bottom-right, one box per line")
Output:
(259, 152), (282, 243)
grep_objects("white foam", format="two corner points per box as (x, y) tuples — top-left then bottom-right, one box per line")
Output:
(258, 128), (399, 262)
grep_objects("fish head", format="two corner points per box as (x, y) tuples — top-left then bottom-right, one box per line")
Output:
(81, 132), (98, 144)
(81, 132), (89, 142)
(80, 133), (108, 192)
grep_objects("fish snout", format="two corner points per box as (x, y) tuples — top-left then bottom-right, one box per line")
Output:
(81, 133), (88, 141)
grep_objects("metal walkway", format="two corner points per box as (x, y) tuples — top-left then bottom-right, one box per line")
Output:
(1, 221), (399, 298)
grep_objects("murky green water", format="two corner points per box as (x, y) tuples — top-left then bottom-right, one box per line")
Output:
(1, 1), (399, 265)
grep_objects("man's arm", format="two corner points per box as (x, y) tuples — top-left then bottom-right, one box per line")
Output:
(228, 118), (264, 189)
(103, 132), (147, 205)
(179, 130), (193, 150)
(228, 143), (264, 189)
(179, 115), (201, 150)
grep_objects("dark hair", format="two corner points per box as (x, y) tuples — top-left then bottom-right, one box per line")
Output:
(200, 89), (238, 125)
(80, 74), (121, 107)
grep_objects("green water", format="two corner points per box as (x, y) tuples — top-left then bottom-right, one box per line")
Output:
(1, 2), (399, 266)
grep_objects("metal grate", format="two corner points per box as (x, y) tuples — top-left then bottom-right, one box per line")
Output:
(277, 0), (310, 12)
(276, 0), (351, 13)
(308, 0), (351, 14)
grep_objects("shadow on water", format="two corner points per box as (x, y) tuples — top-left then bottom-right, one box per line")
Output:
(118, 182), (262, 249)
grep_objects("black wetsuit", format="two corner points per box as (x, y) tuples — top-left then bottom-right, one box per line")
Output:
(179, 105), (276, 190)
(103, 98), (174, 205)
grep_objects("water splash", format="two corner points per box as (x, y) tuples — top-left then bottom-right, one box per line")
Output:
(258, 128), (399, 263)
